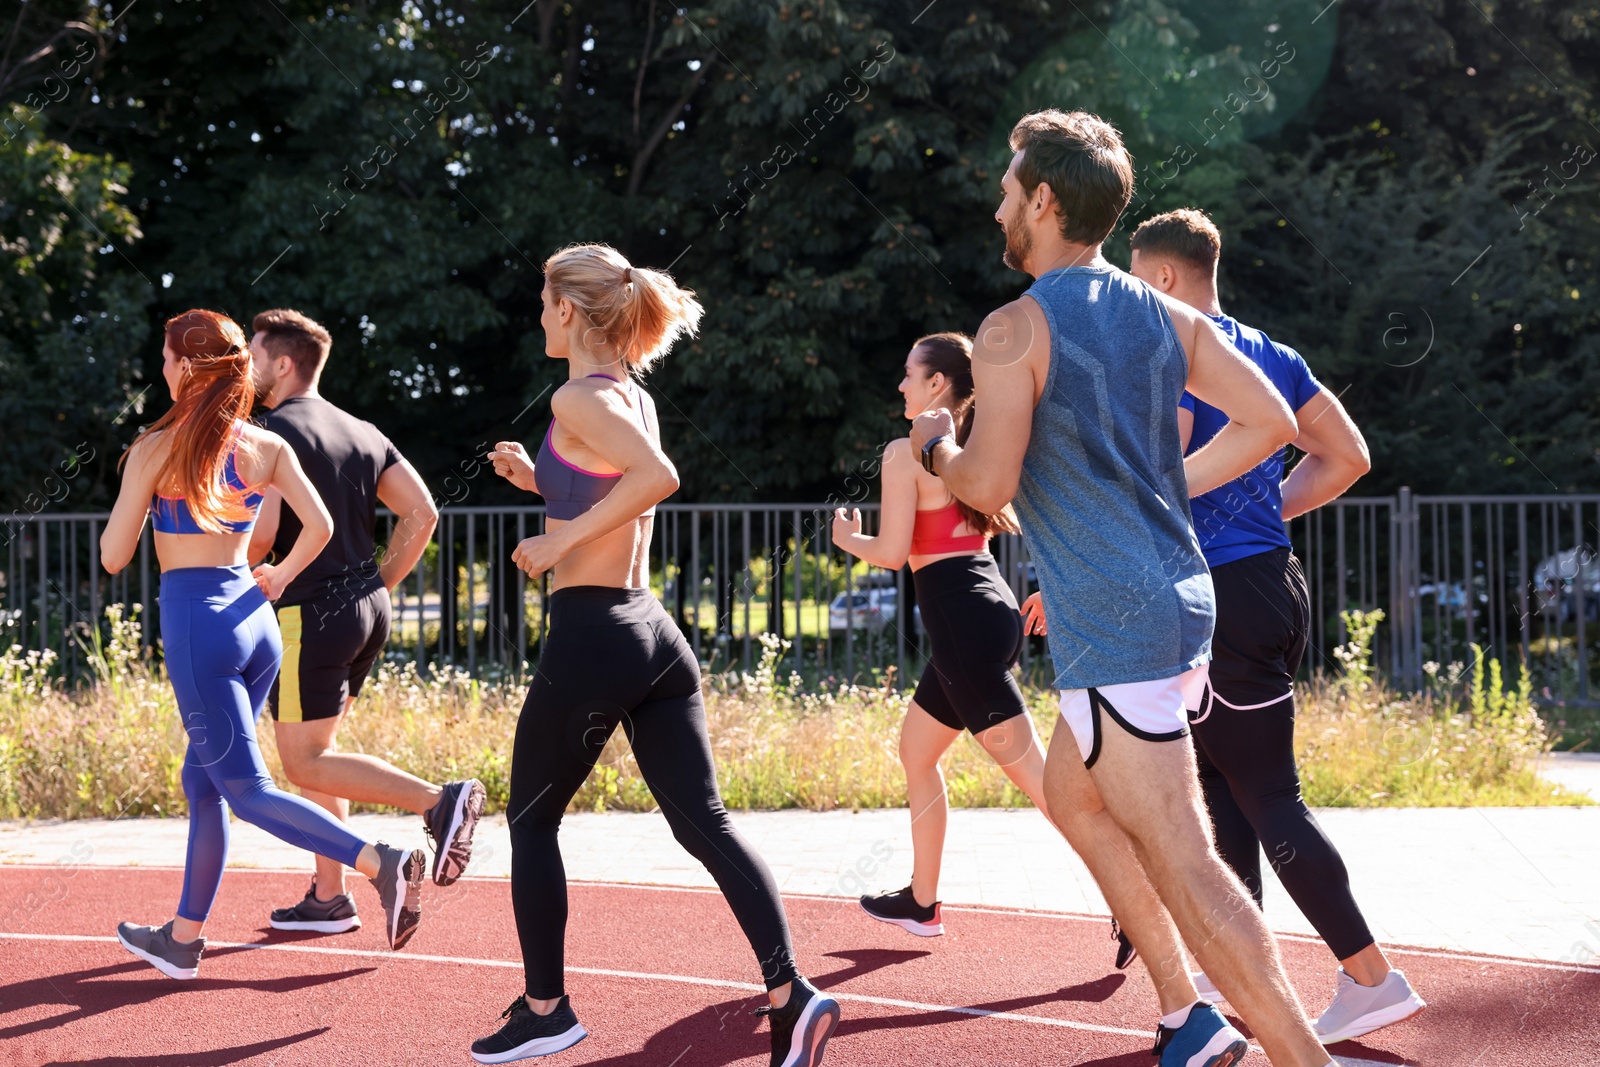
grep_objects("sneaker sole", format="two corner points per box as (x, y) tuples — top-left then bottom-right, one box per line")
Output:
(433, 780), (486, 887)
(385, 848), (426, 951)
(116, 929), (198, 980)
(1183, 1030), (1249, 1067)
(470, 1023), (587, 1063)
(1317, 996), (1426, 1045)
(858, 902), (943, 937)
(268, 915), (362, 934)
(780, 994), (841, 1067)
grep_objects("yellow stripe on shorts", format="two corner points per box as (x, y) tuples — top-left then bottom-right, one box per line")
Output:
(278, 604), (303, 723)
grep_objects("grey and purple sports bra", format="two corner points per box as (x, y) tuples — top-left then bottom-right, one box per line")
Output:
(535, 374), (656, 520)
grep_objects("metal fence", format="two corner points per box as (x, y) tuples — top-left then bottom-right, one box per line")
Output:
(6, 492), (1600, 700)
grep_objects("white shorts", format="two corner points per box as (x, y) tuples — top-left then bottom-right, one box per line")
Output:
(1058, 665), (1209, 769)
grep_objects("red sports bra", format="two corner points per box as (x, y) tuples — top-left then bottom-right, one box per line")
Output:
(911, 503), (986, 555)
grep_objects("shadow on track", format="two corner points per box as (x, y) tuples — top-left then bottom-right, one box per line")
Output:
(38, 1028), (331, 1066)
(0, 947), (373, 1042)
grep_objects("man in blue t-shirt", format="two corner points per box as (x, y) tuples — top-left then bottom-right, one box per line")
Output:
(1131, 209), (1425, 1048)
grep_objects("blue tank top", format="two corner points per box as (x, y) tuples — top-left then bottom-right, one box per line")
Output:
(149, 429), (264, 535)
(1013, 266), (1214, 689)
(1179, 313), (1322, 568)
(535, 375), (655, 521)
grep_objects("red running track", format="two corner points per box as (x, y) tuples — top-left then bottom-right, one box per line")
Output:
(1, 865), (1596, 1065)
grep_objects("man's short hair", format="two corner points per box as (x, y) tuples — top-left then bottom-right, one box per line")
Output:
(252, 308), (332, 381)
(1008, 109), (1135, 246)
(1130, 208), (1222, 273)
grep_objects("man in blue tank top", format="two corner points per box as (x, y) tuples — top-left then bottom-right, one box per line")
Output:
(1130, 209), (1425, 1047)
(911, 110), (1336, 1067)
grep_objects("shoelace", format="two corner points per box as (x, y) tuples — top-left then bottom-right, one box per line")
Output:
(498, 998), (527, 1022)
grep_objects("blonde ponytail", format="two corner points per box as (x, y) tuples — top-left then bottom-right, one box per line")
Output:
(544, 243), (703, 373)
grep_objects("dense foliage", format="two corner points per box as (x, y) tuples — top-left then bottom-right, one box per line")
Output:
(3, 0), (1598, 509)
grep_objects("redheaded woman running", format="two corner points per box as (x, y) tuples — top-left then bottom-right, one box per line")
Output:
(476, 245), (839, 1066)
(101, 310), (425, 980)
(831, 332), (1050, 936)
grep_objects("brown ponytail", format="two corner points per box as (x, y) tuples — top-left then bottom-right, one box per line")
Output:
(912, 332), (1020, 538)
(127, 309), (257, 533)
(544, 243), (704, 373)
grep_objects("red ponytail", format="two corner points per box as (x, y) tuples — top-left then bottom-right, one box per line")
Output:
(128, 310), (257, 533)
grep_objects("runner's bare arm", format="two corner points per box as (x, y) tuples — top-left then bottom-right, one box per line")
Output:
(832, 439), (919, 570)
(1280, 387), (1370, 520)
(100, 436), (161, 574)
(248, 490), (281, 566)
(909, 299), (1046, 515)
(376, 457), (439, 590)
(253, 435), (333, 599)
(1161, 294), (1297, 497)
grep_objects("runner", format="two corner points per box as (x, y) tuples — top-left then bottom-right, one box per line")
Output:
(474, 244), (839, 1065)
(910, 110), (1338, 1067)
(830, 332), (1048, 938)
(100, 309), (424, 980)
(1127, 208), (1425, 1045)
(247, 308), (485, 931)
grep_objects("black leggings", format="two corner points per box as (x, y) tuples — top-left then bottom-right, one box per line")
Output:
(1191, 549), (1376, 962)
(507, 586), (799, 1000)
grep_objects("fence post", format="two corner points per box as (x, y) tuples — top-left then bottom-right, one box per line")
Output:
(1392, 487), (1419, 691)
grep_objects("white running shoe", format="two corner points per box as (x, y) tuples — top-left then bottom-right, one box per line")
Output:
(1314, 967), (1426, 1045)
(1192, 970), (1226, 1005)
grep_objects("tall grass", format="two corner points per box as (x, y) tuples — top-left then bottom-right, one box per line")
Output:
(0, 607), (1585, 821)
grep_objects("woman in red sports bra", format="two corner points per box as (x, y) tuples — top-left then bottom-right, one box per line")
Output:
(831, 333), (1053, 938)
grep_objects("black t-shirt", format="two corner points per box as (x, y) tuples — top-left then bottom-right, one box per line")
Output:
(257, 396), (402, 607)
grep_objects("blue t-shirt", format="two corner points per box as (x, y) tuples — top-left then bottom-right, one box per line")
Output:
(1180, 314), (1322, 568)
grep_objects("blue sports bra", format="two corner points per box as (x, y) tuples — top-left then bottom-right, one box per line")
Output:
(535, 375), (655, 521)
(149, 428), (264, 534)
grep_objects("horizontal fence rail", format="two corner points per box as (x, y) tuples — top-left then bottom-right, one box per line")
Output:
(4, 492), (1598, 701)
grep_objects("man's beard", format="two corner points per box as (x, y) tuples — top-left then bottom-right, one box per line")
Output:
(1001, 207), (1032, 270)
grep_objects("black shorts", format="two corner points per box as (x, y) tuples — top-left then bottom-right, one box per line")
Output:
(911, 554), (1027, 734)
(269, 584), (391, 723)
(1198, 547), (1309, 716)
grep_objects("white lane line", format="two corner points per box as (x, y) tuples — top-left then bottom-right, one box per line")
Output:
(0, 932), (1157, 1042)
(5, 866), (1596, 975)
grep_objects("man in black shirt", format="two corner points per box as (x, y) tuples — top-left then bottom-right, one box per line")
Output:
(248, 308), (484, 934)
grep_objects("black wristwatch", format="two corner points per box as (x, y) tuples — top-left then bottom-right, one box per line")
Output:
(920, 434), (947, 474)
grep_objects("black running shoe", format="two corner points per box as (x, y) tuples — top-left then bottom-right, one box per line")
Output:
(859, 886), (943, 937)
(756, 976), (840, 1067)
(425, 778), (487, 886)
(269, 878), (362, 933)
(369, 842), (425, 950)
(1112, 917), (1138, 970)
(470, 995), (588, 1063)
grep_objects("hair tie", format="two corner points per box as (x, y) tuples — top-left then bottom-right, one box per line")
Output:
(623, 267), (632, 284)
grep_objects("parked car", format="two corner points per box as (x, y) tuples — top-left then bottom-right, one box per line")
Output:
(1533, 547), (1600, 622)
(829, 587), (898, 633)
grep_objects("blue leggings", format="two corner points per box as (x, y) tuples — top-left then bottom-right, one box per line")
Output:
(161, 566), (367, 923)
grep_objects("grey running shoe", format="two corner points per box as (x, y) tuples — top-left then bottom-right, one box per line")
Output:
(425, 778), (487, 886)
(1315, 967), (1425, 1045)
(758, 976), (840, 1067)
(369, 842), (425, 950)
(270, 878), (362, 933)
(116, 920), (205, 980)
(470, 995), (588, 1063)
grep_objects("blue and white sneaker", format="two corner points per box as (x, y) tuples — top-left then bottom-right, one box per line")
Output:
(1152, 1002), (1249, 1067)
